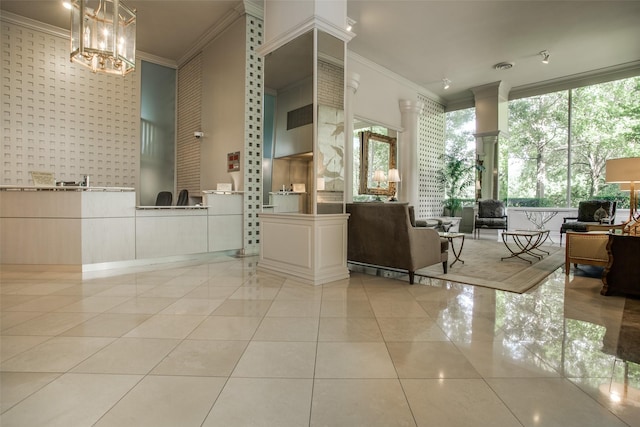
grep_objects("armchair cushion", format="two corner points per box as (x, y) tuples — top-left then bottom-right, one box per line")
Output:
(478, 199), (506, 218)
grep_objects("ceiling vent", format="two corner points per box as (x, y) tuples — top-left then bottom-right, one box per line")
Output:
(494, 62), (514, 71)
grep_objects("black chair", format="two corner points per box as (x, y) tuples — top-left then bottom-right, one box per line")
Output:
(176, 189), (189, 206)
(474, 199), (508, 239)
(559, 200), (616, 245)
(155, 191), (173, 206)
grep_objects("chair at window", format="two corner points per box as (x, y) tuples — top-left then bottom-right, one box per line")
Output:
(474, 199), (508, 239)
(155, 191), (173, 206)
(559, 200), (616, 245)
(176, 189), (189, 206)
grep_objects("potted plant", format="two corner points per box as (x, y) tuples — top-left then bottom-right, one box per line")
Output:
(436, 153), (476, 217)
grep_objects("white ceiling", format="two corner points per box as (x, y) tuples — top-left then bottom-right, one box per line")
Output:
(2, 0), (639, 107)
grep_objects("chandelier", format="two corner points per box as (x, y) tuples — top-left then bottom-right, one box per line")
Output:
(69, 0), (136, 76)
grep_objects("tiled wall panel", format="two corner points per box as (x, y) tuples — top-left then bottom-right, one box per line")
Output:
(176, 54), (202, 195)
(242, 14), (263, 255)
(318, 60), (344, 109)
(417, 93), (445, 218)
(1, 21), (140, 186)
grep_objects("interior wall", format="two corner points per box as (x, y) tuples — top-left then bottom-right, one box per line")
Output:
(0, 18), (140, 187)
(176, 54), (203, 197)
(347, 52), (421, 131)
(200, 17), (247, 191)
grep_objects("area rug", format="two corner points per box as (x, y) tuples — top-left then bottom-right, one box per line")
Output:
(416, 238), (565, 293)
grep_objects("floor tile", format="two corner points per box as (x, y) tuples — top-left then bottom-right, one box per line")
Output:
(0, 373), (142, 426)
(320, 299), (374, 317)
(188, 316), (262, 340)
(228, 286), (280, 300)
(124, 314), (206, 339)
(2, 312), (97, 336)
(266, 300), (321, 317)
(318, 317), (383, 341)
(315, 342), (397, 378)
(311, 379), (416, 427)
(0, 372), (61, 412)
(107, 297), (177, 314)
(377, 317), (449, 341)
(159, 298), (224, 315)
(72, 337), (180, 374)
(387, 342), (481, 378)
(152, 339), (247, 376)
(1, 336), (114, 372)
(203, 378), (312, 427)
(369, 299), (428, 318)
(401, 378), (521, 426)
(94, 375), (225, 427)
(487, 377), (629, 427)
(54, 296), (131, 313)
(232, 341), (316, 378)
(0, 335), (51, 362)
(60, 313), (151, 337)
(253, 317), (319, 341)
(211, 299), (272, 316)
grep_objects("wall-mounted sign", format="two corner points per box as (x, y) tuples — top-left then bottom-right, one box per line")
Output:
(228, 151), (240, 172)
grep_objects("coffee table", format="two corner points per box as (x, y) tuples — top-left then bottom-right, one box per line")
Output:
(439, 232), (465, 266)
(501, 230), (550, 263)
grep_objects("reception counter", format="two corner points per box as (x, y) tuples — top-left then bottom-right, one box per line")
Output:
(0, 186), (243, 270)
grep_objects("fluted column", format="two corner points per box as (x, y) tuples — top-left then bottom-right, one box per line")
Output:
(345, 72), (360, 203)
(398, 100), (423, 208)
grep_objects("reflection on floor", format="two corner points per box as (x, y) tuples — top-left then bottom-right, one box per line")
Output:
(1, 251), (639, 426)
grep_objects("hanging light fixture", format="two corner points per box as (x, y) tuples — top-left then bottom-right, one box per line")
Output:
(69, 0), (137, 76)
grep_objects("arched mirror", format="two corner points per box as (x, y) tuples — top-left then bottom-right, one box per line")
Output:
(359, 131), (397, 197)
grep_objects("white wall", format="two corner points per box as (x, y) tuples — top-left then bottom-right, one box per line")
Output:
(200, 17), (247, 191)
(347, 52), (431, 130)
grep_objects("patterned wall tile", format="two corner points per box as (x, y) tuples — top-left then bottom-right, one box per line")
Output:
(417, 93), (445, 218)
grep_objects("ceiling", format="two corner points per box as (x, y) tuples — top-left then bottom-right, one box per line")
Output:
(2, 1), (639, 107)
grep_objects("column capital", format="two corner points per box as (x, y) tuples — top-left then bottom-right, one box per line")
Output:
(398, 99), (424, 115)
(347, 72), (360, 94)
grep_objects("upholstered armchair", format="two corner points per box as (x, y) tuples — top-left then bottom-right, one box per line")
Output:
(474, 199), (508, 239)
(559, 200), (616, 245)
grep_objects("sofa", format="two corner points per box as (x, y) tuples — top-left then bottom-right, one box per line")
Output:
(346, 203), (448, 284)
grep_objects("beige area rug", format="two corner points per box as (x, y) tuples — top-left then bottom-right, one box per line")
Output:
(416, 237), (565, 293)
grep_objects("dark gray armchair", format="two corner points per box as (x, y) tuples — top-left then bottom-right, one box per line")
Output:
(474, 199), (508, 239)
(560, 200), (616, 245)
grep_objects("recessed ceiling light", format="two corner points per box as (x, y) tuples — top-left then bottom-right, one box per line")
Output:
(494, 62), (514, 71)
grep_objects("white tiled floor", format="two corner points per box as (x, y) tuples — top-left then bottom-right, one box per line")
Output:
(2, 251), (640, 426)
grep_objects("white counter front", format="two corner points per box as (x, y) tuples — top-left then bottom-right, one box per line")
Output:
(1, 188), (245, 270)
(0, 188), (136, 265)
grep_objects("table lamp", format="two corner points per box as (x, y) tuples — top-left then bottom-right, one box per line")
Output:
(605, 157), (640, 222)
(373, 170), (386, 201)
(387, 168), (401, 201)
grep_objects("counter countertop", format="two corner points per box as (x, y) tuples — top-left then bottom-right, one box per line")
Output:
(0, 185), (134, 192)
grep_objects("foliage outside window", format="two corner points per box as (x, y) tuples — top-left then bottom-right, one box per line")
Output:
(443, 108), (477, 209)
(446, 76), (640, 208)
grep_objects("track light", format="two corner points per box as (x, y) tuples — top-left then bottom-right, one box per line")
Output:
(540, 50), (550, 64)
(346, 17), (356, 32)
(442, 78), (451, 90)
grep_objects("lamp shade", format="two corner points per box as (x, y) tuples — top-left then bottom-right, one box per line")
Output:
(387, 168), (401, 183)
(606, 157), (640, 183)
(373, 170), (386, 183)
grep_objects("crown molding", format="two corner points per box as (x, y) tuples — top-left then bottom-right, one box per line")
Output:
(1, 10), (68, 38)
(177, 7), (245, 67)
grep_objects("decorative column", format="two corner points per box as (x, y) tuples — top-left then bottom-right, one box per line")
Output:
(398, 100), (423, 208)
(471, 81), (510, 201)
(344, 72), (360, 203)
